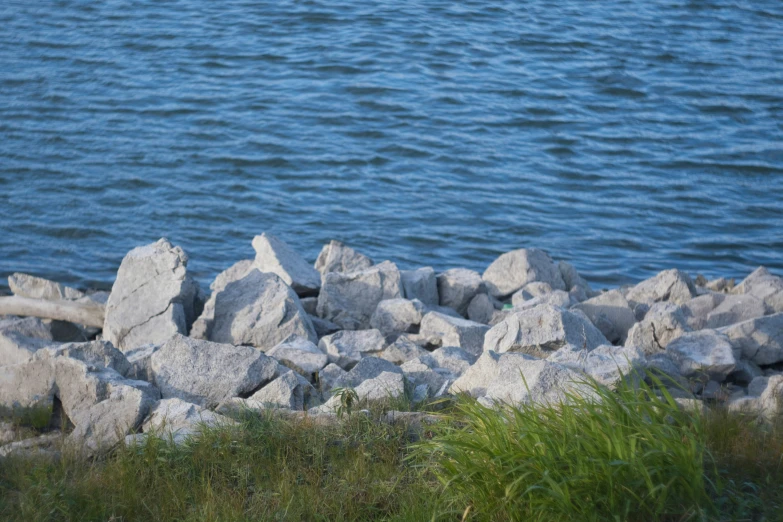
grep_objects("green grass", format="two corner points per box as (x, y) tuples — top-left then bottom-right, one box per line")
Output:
(1, 380), (781, 521)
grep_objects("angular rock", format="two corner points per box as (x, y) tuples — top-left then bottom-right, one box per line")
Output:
(0, 432), (62, 459)
(44, 340), (131, 376)
(401, 267), (439, 307)
(124, 344), (158, 382)
(8, 273), (84, 301)
(354, 371), (406, 401)
(681, 293), (726, 330)
(625, 269), (697, 307)
(437, 268), (484, 316)
(483, 248), (565, 298)
(666, 330), (736, 381)
(625, 302), (690, 355)
(400, 357), (453, 397)
(317, 261), (403, 330)
(484, 305), (608, 358)
(334, 356), (403, 389)
(141, 398), (232, 443)
(252, 232), (321, 296)
(308, 315), (341, 338)
(244, 371), (311, 410)
(450, 350), (595, 406)
(573, 290), (636, 345)
(727, 359), (763, 387)
(0, 317), (54, 365)
(149, 334), (278, 408)
(547, 345), (645, 388)
(430, 346), (477, 376)
(210, 269), (317, 350)
(419, 312), (489, 357)
(104, 238), (201, 351)
(267, 337), (328, 376)
(190, 259), (254, 339)
(511, 290), (572, 310)
(314, 240), (373, 275)
(733, 266), (783, 313)
(379, 335), (430, 365)
(759, 375), (783, 417)
(518, 282), (554, 300)
(721, 313), (783, 365)
(317, 329), (386, 369)
(370, 298), (423, 340)
(315, 363), (348, 397)
(558, 261), (595, 302)
(704, 294), (768, 329)
(467, 293), (499, 325)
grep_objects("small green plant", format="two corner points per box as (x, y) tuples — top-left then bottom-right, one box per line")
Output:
(331, 386), (359, 419)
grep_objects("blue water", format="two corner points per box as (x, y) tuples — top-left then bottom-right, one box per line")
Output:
(1, 0), (782, 292)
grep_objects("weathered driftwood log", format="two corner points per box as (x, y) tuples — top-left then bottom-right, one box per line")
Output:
(0, 295), (104, 328)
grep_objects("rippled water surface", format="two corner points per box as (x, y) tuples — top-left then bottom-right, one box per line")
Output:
(1, 0), (782, 291)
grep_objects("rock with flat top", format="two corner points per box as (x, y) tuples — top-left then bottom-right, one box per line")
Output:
(704, 294), (768, 329)
(548, 344), (645, 389)
(317, 261), (403, 330)
(317, 329), (386, 369)
(401, 267), (439, 307)
(379, 335), (430, 365)
(104, 239), (201, 352)
(666, 330), (736, 381)
(370, 298), (423, 340)
(244, 371), (313, 410)
(419, 312), (489, 357)
(9, 273), (84, 301)
(314, 240), (373, 275)
(482, 248), (565, 298)
(252, 233), (321, 296)
(721, 313), (783, 365)
(625, 269), (697, 307)
(333, 356), (402, 389)
(149, 334), (277, 408)
(733, 267), (783, 313)
(0, 317), (54, 365)
(484, 305), (608, 358)
(267, 337), (328, 376)
(209, 269), (317, 351)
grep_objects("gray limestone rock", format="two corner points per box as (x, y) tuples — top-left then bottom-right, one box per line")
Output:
(370, 298), (423, 340)
(314, 240), (373, 275)
(149, 334), (278, 408)
(104, 238), (201, 351)
(0, 317), (54, 366)
(266, 337), (328, 376)
(252, 232), (321, 296)
(140, 398), (232, 444)
(733, 267), (783, 313)
(625, 269), (697, 307)
(666, 330), (736, 382)
(625, 302), (691, 355)
(573, 290), (636, 345)
(379, 335), (430, 365)
(436, 268), (484, 317)
(430, 346), (477, 376)
(482, 248), (565, 298)
(419, 312), (490, 357)
(190, 259), (255, 340)
(720, 313), (783, 366)
(317, 329), (386, 369)
(401, 267), (439, 307)
(210, 269), (317, 351)
(317, 261), (403, 330)
(547, 344), (645, 389)
(8, 273), (84, 301)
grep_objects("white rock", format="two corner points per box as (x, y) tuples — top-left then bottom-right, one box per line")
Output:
(315, 363), (348, 397)
(450, 350), (596, 407)
(511, 290), (572, 310)
(141, 398), (232, 444)
(0, 317), (54, 366)
(419, 312), (490, 357)
(104, 238), (201, 351)
(149, 334), (278, 408)
(252, 232), (321, 296)
(317, 329), (386, 369)
(548, 344), (645, 388)
(573, 290), (636, 345)
(317, 261), (403, 330)
(314, 240), (373, 275)
(558, 261), (595, 302)
(625, 302), (690, 355)
(333, 356), (403, 388)
(681, 293), (726, 330)
(666, 330), (736, 381)
(266, 337), (328, 376)
(733, 267), (783, 313)
(436, 268), (484, 317)
(721, 313), (783, 365)
(124, 344), (158, 381)
(401, 267), (439, 307)
(484, 304), (608, 358)
(379, 335), (430, 365)
(482, 248), (565, 298)
(210, 269), (317, 350)
(467, 293), (502, 325)
(625, 269), (697, 307)
(354, 371), (406, 401)
(430, 346), (477, 376)
(370, 298), (423, 340)
(9, 273), (84, 301)
(704, 294), (768, 329)
(190, 259), (255, 339)
(400, 357), (453, 397)
(244, 371), (312, 410)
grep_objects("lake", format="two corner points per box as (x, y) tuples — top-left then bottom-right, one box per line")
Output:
(1, 0), (782, 292)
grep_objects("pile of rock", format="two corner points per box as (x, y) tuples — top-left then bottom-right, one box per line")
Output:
(2, 236), (782, 458)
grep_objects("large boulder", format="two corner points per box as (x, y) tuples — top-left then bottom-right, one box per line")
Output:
(314, 240), (373, 275)
(625, 269), (697, 307)
(0, 317), (54, 366)
(704, 294), (768, 329)
(548, 345), (645, 389)
(733, 267), (783, 313)
(318, 329), (386, 369)
(681, 293), (726, 330)
(8, 273), (84, 300)
(450, 350), (595, 407)
(484, 305), (608, 358)
(252, 233), (320, 296)
(721, 313), (783, 366)
(266, 337), (328, 377)
(573, 290), (636, 345)
(370, 298), (423, 340)
(625, 303), (690, 355)
(190, 259), (255, 339)
(437, 269), (484, 316)
(666, 330), (736, 382)
(401, 267), (439, 307)
(379, 335), (430, 365)
(240, 371), (312, 411)
(419, 312), (490, 357)
(334, 356), (403, 389)
(317, 261), (403, 330)
(482, 248), (565, 298)
(104, 239), (201, 352)
(209, 269), (317, 350)
(140, 398), (232, 444)
(149, 334), (278, 408)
